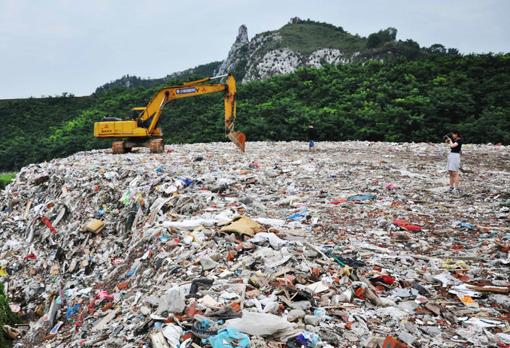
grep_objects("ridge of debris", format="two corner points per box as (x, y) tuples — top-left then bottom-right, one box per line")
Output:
(1, 141), (509, 347)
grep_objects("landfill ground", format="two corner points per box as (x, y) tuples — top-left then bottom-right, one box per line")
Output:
(1, 141), (509, 348)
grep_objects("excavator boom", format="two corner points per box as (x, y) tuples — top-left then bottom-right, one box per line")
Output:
(93, 73), (246, 153)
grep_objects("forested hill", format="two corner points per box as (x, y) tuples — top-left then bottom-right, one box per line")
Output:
(94, 61), (222, 95)
(1, 52), (508, 171)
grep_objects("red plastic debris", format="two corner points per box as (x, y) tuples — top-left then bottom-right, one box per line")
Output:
(452, 272), (470, 282)
(371, 275), (396, 285)
(24, 252), (37, 261)
(181, 332), (193, 341)
(87, 298), (96, 314)
(393, 219), (422, 232)
(226, 250), (237, 262)
(451, 243), (464, 251)
(354, 287), (366, 300)
(383, 336), (408, 348)
(229, 301), (241, 313)
(74, 311), (84, 331)
(498, 243), (510, 253)
(310, 268), (322, 280)
(185, 301), (202, 318)
(116, 281), (129, 290)
(39, 216), (57, 234)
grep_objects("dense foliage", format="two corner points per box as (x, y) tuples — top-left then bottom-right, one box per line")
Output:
(234, 53), (510, 144)
(0, 95), (95, 169)
(0, 53), (509, 171)
(95, 61), (221, 94)
(0, 283), (19, 348)
(276, 22), (367, 55)
(367, 28), (397, 49)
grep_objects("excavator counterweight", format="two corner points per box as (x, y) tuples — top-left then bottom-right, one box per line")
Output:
(93, 73), (246, 153)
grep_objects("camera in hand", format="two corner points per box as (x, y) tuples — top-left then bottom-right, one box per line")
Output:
(443, 132), (453, 141)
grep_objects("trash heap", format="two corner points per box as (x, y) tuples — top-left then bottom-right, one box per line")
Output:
(0, 141), (509, 348)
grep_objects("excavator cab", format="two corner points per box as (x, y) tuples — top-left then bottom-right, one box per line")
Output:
(130, 107), (144, 120)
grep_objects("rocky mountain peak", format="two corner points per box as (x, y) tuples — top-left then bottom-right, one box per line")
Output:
(217, 25), (250, 76)
(236, 25), (249, 44)
(218, 20), (359, 82)
(217, 19), (424, 83)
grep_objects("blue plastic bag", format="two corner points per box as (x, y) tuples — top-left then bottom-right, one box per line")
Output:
(208, 327), (250, 348)
(66, 303), (80, 320)
(287, 209), (307, 221)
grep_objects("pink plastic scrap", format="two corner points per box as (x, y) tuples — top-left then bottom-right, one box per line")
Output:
(385, 182), (398, 190)
(96, 290), (114, 302)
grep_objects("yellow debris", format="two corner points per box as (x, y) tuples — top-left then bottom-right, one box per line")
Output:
(220, 216), (263, 237)
(85, 219), (105, 233)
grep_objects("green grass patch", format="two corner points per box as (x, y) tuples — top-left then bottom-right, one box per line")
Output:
(279, 23), (367, 55)
(0, 173), (16, 190)
(0, 283), (20, 347)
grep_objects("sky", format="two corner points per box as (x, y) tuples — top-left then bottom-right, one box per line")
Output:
(0, 0), (509, 99)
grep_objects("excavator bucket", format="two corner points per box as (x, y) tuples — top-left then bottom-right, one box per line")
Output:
(227, 131), (246, 152)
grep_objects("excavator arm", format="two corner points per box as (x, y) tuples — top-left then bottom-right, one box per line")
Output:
(94, 73), (246, 152)
(136, 74), (244, 150)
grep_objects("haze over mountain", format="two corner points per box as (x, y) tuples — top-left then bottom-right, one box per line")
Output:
(1, 0), (509, 99)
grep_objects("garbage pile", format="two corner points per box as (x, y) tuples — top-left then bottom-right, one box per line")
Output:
(0, 141), (509, 348)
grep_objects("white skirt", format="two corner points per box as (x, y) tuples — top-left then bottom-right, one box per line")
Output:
(447, 153), (461, 171)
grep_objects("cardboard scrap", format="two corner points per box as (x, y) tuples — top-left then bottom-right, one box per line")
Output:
(85, 219), (105, 233)
(220, 216), (263, 237)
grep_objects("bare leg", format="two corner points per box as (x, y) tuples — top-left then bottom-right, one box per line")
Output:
(449, 171), (455, 188)
(454, 172), (460, 188)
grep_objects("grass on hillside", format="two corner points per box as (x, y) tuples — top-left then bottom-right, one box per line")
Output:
(0, 173), (15, 190)
(279, 23), (367, 55)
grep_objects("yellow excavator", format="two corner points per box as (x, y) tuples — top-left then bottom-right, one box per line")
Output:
(93, 73), (246, 154)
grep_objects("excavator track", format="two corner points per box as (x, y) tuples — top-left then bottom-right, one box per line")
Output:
(112, 140), (162, 154)
(149, 139), (164, 153)
(112, 141), (126, 154)
(112, 141), (133, 154)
